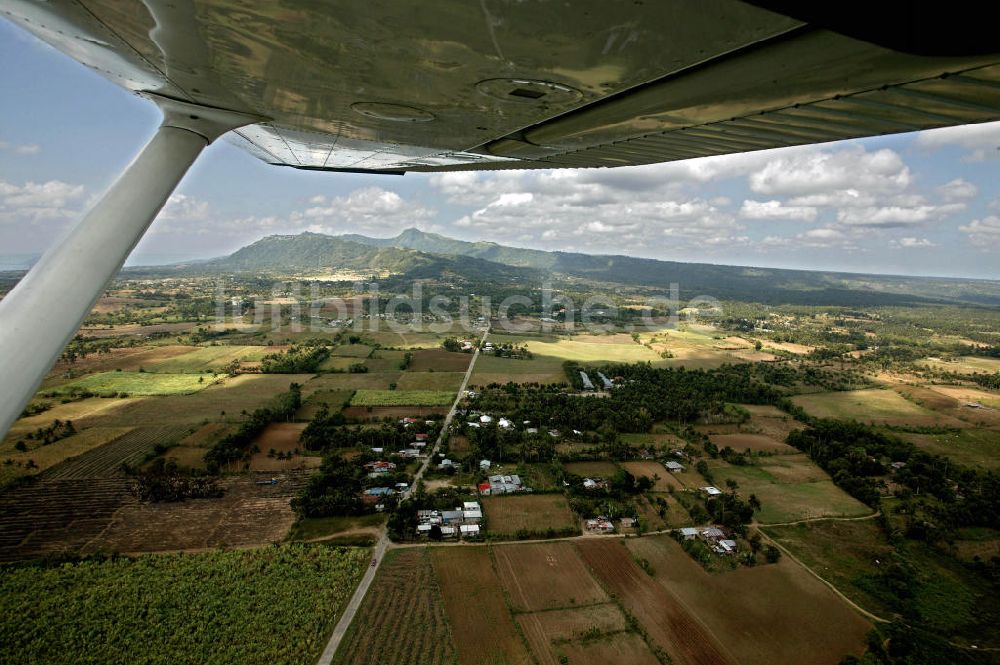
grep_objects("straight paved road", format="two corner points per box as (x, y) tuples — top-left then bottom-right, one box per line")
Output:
(316, 326), (489, 665)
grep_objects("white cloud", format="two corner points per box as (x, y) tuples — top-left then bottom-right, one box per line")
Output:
(937, 178), (978, 201)
(914, 121), (1000, 161)
(0, 179), (85, 224)
(890, 237), (937, 249)
(0, 140), (41, 155)
(740, 199), (818, 221)
(837, 204), (964, 228)
(749, 147), (910, 197)
(295, 186), (434, 234)
(959, 215), (1000, 248)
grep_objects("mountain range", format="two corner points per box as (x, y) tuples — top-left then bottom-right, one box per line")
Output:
(146, 228), (1000, 306)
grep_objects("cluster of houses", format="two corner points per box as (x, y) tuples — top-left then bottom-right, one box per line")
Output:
(585, 516), (636, 533)
(678, 526), (739, 555)
(416, 501), (483, 539)
(479, 473), (528, 495)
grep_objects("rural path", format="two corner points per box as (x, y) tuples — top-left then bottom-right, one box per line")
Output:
(756, 509), (881, 528)
(316, 324), (489, 665)
(755, 527), (890, 625)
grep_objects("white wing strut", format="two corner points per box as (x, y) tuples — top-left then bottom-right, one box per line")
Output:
(0, 96), (261, 438)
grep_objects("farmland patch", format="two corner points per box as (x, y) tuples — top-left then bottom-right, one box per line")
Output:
(482, 494), (578, 537)
(494, 542), (608, 611)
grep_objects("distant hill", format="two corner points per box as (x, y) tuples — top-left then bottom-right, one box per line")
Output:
(138, 229), (1000, 307)
(341, 228), (1000, 306)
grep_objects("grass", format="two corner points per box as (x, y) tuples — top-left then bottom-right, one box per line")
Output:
(288, 514), (386, 542)
(0, 426), (133, 487)
(147, 345), (273, 373)
(395, 372), (466, 391)
(0, 544), (368, 665)
(524, 338), (661, 364)
(706, 455), (872, 524)
(42, 371), (216, 397)
(350, 390), (455, 407)
(790, 389), (940, 423)
(895, 428), (1000, 472)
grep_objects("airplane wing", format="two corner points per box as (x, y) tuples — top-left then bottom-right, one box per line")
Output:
(6, 0), (1000, 174)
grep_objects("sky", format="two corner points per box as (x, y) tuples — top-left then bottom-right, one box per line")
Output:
(1, 19), (999, 279)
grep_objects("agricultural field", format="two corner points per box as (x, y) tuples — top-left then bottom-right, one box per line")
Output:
(43, 345), (196, 383)
(350, 390), (455, 407)
(146, 345), (274, 372)
(895, 428), (1000, 471)
(471, 353), (567, 386)
(287, 513), (386, 545)
(0, 544), (368, 664)
(303, 372), (401, 393)
(334, 548), (455, 665)
(395, 371), (466, 391)
(330, 343), (373, 358)
(515, 603), (631, 665)
(638, 325), (735, 369)
(407, 349), (473, 371)
(705, 455), (872, 524)
(481, 494), (578, 536)
(430, 547), (533, 665)
(917, 355), (1000, 375)
(707, 433), (798, 455)
(790, 388), (963, 427)
(620, 461), (685, 491)
(83, 472), (309, 553)
(0, 426), (132, 487)
(297, 388), (354, 419)
(563, 460), (619, 477)
(493, 542), (609, 611)
(625, 535), (871, 664)
(249, 423), (321, 472)
(342, 406), (450, 421)
(524, 337), (661, 365)
(576, 539), (737, 665)
(88, 374), (315, 426)
(44, 426), (189, 480)
(0, 477), (133, 563)
(42, 371), (217, 397)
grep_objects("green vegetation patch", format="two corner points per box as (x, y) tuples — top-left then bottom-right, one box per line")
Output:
(43, 371), (214, 397)
(350, 390), (455, 407)
(330, 344), (373, 358)
(0, 544), (368, 664)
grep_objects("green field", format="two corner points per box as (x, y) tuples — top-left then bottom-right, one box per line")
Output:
(148, 345), (272, 372)
(330, 344), (373, 358)
(706, 455), (872, 524)
(790, 389), (943, 423)
(43, 372), (216, 397)
(0, 545), (367, 664)
(896, 428), (1000, 472)
(524, 338), (661, 364)
(350, 390), (455, 407)
(395, 372), (466, 391)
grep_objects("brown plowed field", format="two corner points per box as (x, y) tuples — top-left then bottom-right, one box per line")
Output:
(342, 406), (449, 422)
(494, 542), (608, 611)
(0, 478), (133, 562)
(44, 426), (189, 479)
(408, 349), (473, 372)
(708, 433), (798, 454)
(430, 547), (532, 665)
(482, 494), (578, 536)
(84, 472), (308, 554)
(575, 539), (737, 665)
(560, 632), (662, 665)
(626, 535), (870, 664)
(334, 548), (456, 665)
(516, 604), (626, 665)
